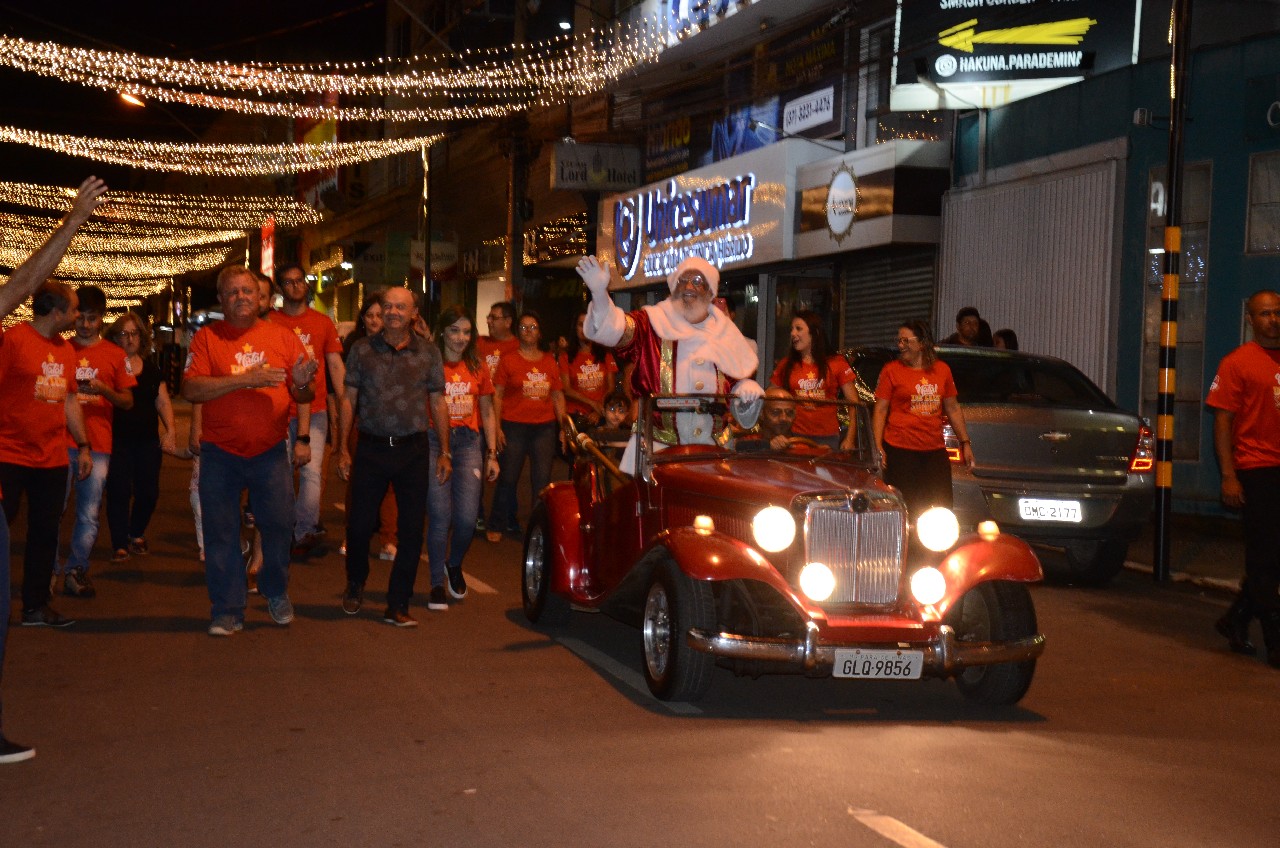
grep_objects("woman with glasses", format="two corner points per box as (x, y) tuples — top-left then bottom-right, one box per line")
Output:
(770, 310), (859, 449)
(103, 312), (178, 561)
(872, 320), (975, 520)
(486, 311), (565, 543)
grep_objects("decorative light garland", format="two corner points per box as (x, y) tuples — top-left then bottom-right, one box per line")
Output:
(0, 180), (322, 228)
(0, 22), (665, 122)
(0, 127), (444, 175)
(0, 242), (233, 279)
(0, 274), (172, 328)
(0, 212), (244, 253)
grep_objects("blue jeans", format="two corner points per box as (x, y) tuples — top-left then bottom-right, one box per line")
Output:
(61, 449), (110, 575)
(427, 427), (483, 586)
(489, 420), (556, 535)
(288, 411), (328, 541)
(198, 441), (294, 621)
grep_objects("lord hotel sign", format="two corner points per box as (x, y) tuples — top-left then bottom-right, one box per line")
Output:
(595, 140), (830, 290)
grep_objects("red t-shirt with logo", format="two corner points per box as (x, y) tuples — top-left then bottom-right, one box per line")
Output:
(874, 358), (957, 451)
(770, 355), (855, 436)
(441, 358), (494, 431)
(559, 349), (618, 416)
(477, 335), (519, 380)
(184, 319), (306, 458)
(1206, 341), (1280, 469)
(268, 307), (341, 414)
(0, 323), (79, 468)
(67, 338), (137, 453)
(494, 351), (562, 425)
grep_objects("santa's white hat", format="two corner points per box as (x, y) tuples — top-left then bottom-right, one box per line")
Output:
(666, 256), (719, 298)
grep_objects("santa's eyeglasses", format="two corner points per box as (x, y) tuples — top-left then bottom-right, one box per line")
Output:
(675, 272), (710, 291)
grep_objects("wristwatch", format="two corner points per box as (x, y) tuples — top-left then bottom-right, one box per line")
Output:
(295, 435), (311, 445)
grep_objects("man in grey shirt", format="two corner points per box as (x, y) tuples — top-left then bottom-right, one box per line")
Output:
(337, 287), (451, 626)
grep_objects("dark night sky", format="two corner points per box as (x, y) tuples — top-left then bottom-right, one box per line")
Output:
(0, 0), (388, 187)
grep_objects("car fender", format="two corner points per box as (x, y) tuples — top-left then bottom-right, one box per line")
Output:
(931, 532), (1043, 619)
(541, 482), (583, 598)
(647, 527), (798, 599)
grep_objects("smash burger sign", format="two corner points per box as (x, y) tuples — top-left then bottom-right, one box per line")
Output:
(891, 0), (1140, 110)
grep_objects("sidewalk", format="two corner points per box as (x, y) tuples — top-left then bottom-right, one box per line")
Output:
(1123, 513), (1245, 592)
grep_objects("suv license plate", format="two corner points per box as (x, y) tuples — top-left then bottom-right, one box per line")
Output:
(833, 649), (923, 680)
(1018, 498), (1083, 523)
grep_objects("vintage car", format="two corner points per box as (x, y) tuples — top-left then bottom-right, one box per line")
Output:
(844, 346), (1155, 585)
(521, 393), (1046, 705)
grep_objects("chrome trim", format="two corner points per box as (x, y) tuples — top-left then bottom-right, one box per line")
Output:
(800, 491), (906, 606)
(1038, 431), (1072, 443)
(686, 623), (1046, 676)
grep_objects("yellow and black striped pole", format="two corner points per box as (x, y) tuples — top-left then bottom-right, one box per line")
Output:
(1154, 0), (1193, 582)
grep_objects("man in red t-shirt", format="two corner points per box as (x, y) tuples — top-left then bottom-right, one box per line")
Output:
(476, 301), (519, 380)
(0, 176), (106, 765)
(0, 282), (94, 628)
(269, 263), (347, 555)
(56, 285), (135, 599)
(182, 266), (317, 637)
(1206, 289), (1280, 667)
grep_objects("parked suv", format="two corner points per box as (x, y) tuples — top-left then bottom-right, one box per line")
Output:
(845, 346), (1154, 585)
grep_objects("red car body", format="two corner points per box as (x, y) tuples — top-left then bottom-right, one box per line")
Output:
(522, 396), (1046, 704)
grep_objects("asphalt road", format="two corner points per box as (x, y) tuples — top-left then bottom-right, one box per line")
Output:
(2, 454), (1278, 847)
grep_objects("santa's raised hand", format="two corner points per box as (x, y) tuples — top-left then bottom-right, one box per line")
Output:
(575, 255), (612, 301)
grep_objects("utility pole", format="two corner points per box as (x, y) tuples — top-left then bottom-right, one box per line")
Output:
(1154, 0), (1193, 582)
(504, 0), (530, 304)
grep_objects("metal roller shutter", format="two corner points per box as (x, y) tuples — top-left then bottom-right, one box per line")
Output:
(841, 247), (937, 348)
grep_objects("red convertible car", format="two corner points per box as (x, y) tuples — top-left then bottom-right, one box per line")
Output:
(521, 394), (1046, 705)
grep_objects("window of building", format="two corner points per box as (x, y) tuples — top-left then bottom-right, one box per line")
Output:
(1247, 150), (1280, 254)
(1142, 163), (1211, 461)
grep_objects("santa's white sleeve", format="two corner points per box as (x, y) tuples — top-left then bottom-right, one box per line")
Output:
(584, 295), (627, 347)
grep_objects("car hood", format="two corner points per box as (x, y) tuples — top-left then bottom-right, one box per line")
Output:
(653, 456), (882, 504)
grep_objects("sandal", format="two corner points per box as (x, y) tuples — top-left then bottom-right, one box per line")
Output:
(111, 548), (130, 563)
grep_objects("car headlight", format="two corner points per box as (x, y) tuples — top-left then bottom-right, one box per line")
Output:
(910, 566), (947, 605)
(752, 505), (796, 552)
(799, 562), (835, 601)
(916, 506), (959, 552)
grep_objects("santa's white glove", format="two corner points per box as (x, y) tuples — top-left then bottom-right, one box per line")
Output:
(730, 379), (764, 430)
(575, 255), (612, 299)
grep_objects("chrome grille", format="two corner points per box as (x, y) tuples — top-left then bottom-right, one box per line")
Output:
(804, 495), (905, 605)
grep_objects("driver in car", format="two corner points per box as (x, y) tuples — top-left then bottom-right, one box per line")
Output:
(575, 254), (763, 472)
(736, 388), (830, 453)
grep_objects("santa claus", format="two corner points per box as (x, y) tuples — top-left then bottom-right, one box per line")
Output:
(575, 254), (763, 471)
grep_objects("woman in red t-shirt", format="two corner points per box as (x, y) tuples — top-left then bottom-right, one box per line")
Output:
(770, 310), (858, 449)
(487, 310), (565, 541)
(872, 319), (975, 519)
(559, 310), (617, 429)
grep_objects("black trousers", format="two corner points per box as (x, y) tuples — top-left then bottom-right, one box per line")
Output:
(882, 444), (953, 521)
(1238, 466), (1280, 615)
(345, 435), (429, 611)
(105, 439), (163, 550)
(0, 462), (69, 611)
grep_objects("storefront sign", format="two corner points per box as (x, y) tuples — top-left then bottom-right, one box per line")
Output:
(598, 140), (832, 289)
(795, 141), (949, 259)
(784, 86), (836, 135)
(1245, 74), (1280, 142)
(552, 142), (642, 191)
(892, 0), (1141, 110)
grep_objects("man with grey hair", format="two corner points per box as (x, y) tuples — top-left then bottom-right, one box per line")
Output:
(574, 254), (763, 471)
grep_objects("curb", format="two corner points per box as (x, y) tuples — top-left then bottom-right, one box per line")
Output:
(1122, 559), (1238, 594)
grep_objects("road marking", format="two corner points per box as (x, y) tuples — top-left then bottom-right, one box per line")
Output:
(848, 808), (949, 848)
(410, 557), (499, 595)
(556, 636), (703, 715)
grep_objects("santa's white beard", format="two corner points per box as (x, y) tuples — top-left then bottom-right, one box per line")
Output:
(672, 292), (711, 324)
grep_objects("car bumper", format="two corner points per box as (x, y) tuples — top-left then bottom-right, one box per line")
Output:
(686, 621), (1045, 677)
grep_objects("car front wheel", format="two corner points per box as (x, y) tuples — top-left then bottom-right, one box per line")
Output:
(641, 561), (715, 702)
(521, 505), (570, 626)
(947, 581), (1038, 706)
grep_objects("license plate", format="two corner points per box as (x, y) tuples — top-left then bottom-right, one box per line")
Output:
(1018, 498), (1083, 523)
(833, 648), (923, 680)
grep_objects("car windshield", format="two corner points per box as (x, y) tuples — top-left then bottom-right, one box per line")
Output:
(636, 393), (877, 468)
(847, 349), (1115, 410)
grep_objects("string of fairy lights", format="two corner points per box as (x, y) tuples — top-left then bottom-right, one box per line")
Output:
(0, 212), (245, 252)
(0, 181), (323, 228)
(0, 22), (664, 121)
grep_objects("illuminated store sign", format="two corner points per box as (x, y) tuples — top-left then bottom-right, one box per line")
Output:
(613, 175), (755, 281)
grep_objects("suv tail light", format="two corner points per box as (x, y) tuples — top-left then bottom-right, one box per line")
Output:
(942, 418), (963, 463)
(1129, 423), (1154, 473)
